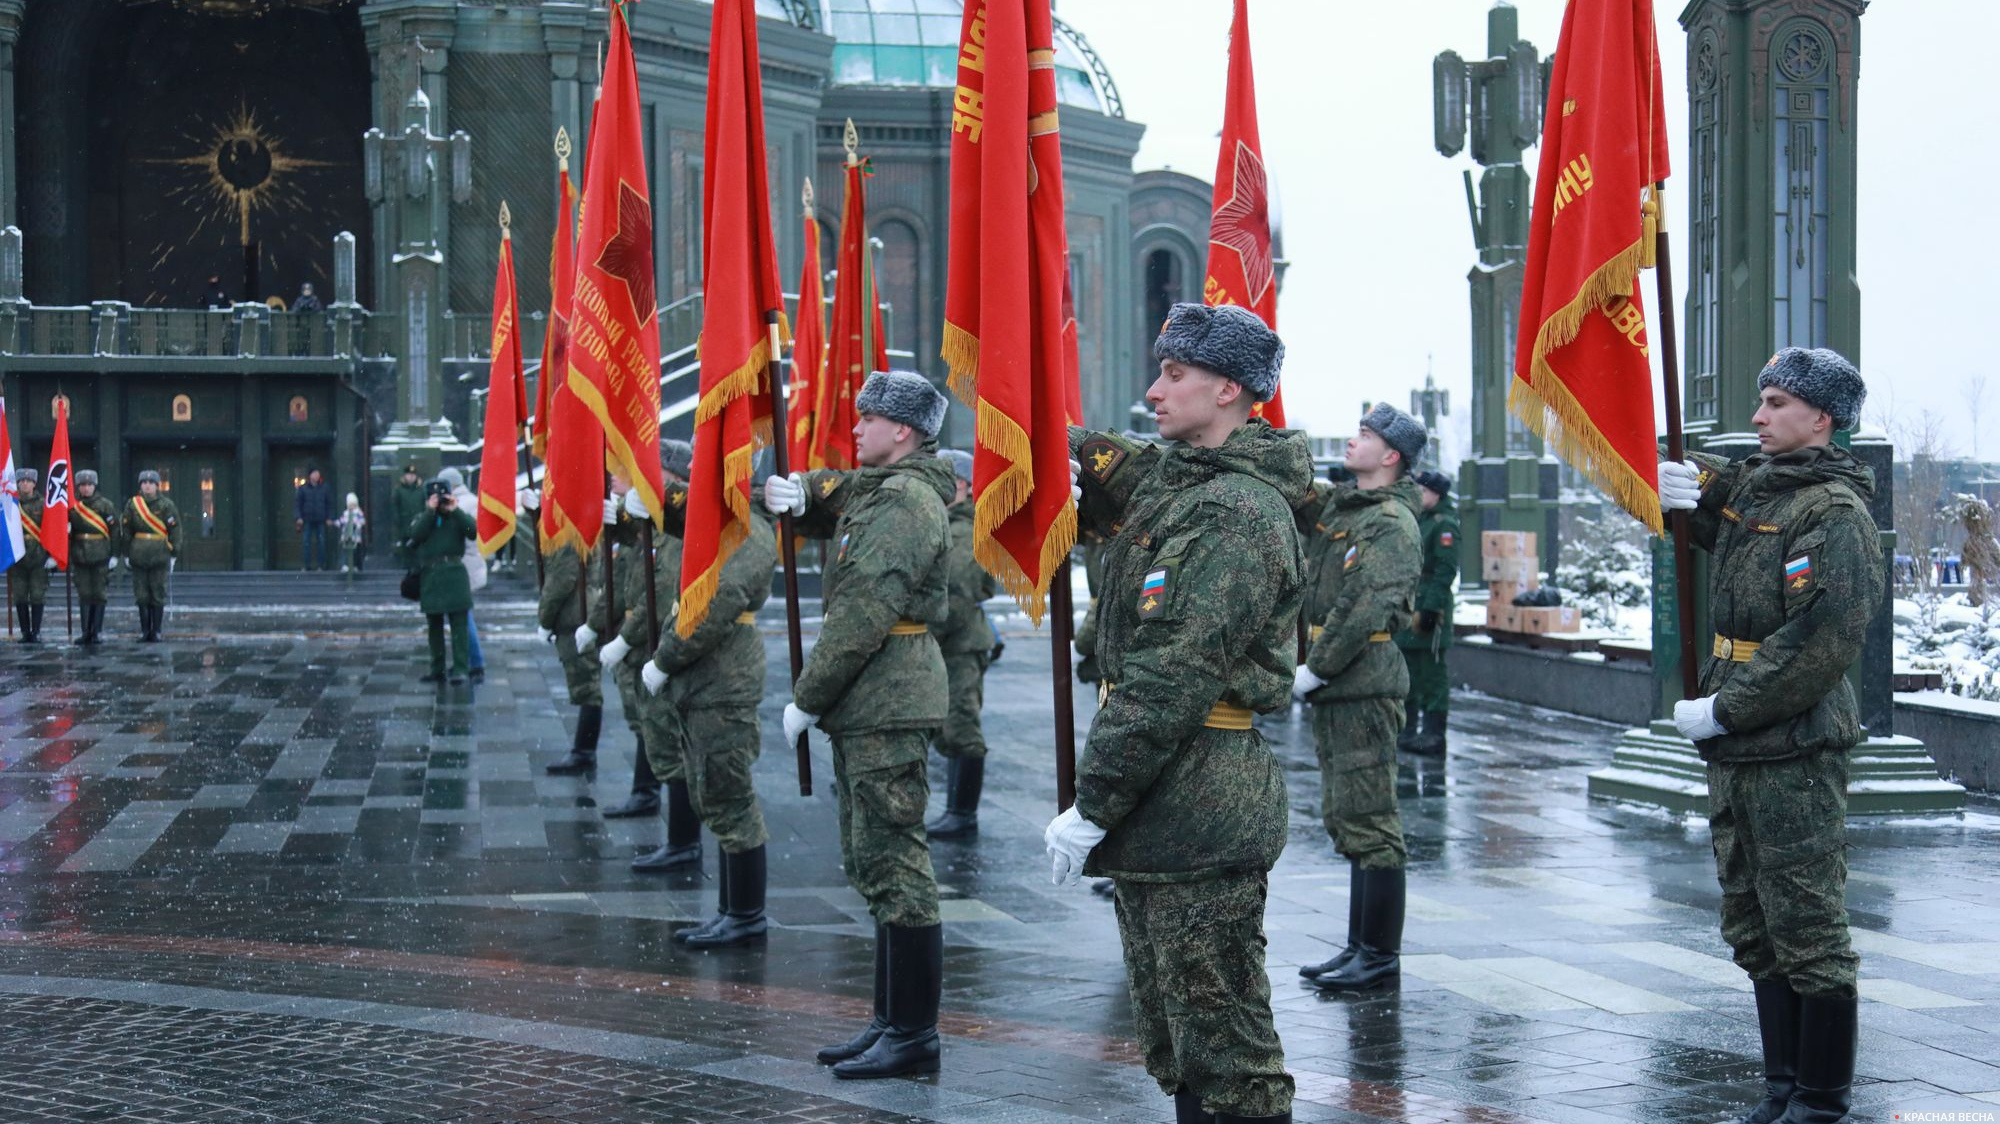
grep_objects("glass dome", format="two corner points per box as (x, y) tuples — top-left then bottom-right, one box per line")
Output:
(815, 0), (1118, 114)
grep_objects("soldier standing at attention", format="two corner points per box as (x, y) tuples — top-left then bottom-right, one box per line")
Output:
(763, 369), (954, 1080)
(1291, 404), (1426, 992)
(9, 469), (51, 643)
(390, 464), (426, 569)
(69, 469), (120, 645)
(122, 469), (180, 642)
(540, 522), (606, 779)
(643, 476), (778, 947)
(924, 448), (999, 841)
(1047, 302), (1306, 1124)
(1657, 348), (1880, 1124)
(1395, 470), (1459, 755)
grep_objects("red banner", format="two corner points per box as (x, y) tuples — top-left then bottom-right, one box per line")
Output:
(42, 396), (70, 570)
(1512, 0), (1670, 534)
(566, 5), (663, 526)
(942, 0), (1077, 624)
(536, 160), (578, 548)
(680, 0), (786, 638)
(788, 197), (826, 471)
(543, 119), (606, 555)
(477, 222), (525, 555)
(814, 158), (887, 471)
(1203, 0), (1283, 427)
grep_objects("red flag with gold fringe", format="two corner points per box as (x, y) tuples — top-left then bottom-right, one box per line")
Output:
(788, 189), (826, 472)
(941, 0), (1077, 623)
(1511, 0), (1671, 534)
(814, 151), (887, 472)
(679, 0), (787, 638)
(1203, 0), (1283, 427)
(476, 212), (526, 555)
(535, 151), (578, 548)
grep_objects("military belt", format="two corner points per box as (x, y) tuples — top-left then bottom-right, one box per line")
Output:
(1712, 635), (1762, 662)
(1306, 625), (1391, 643)
(887, 620), (929, 636)
(1095, 681), (1256, 731)
(75, 532), (104, 539)
(133, 532), (167, 540)
(736, 612), (757, 625)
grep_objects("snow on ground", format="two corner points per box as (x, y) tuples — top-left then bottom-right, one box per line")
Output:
(1895, 592), (2000, 702)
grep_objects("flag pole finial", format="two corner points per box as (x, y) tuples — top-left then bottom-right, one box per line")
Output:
(802, 176), (815, 217)
(843, 118), (859, 168)
(498, 200), (512, 236)
(554, 127), (572, 171)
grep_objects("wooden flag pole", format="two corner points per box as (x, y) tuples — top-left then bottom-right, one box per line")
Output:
(1051, 554), (1077, 811)
(764, 308), (812, 796)
(1650, 184), (1700, 700)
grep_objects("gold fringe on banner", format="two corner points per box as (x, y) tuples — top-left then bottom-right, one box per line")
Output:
(942, 320), (980, 405)
(970, 397), (1077, 626)
(1508, 371), (1664, 537)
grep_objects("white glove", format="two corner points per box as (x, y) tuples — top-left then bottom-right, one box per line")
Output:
(1044, 805), (1108, 887)
(168, 558), (176, 573)
(602, 498), (620, 525)
(763, 473), (807, 516)
(1292, 664), (1326, 699)
(1068, 457), (1083, 505)
(108, 558), (118, 572)
(642, 662), (669, 695)
(1673, 695), (1728, 741)
(44, 558), (57, 570)
(598, 634), (631, 667)
(535, 625), (554, 644)
(574, 623), (597, 649)
(782, 702), (818, 742)
(520, 488), (539, 508)
(1658, 459), (1702, 512)
(623, 487), (649, 519)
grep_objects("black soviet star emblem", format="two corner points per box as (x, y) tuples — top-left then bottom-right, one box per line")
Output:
(595, 181), (656, 321)
(1208, 140), (1273, 306)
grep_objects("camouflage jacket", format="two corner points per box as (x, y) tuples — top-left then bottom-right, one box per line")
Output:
(8, 496), (47, 571)
(1069, 420), (1311, 881)
(1686, 445), (1883, 763)
(651, 493), (774, 710)
(1394, 493), (1459, 651)
(537, 544), (594, 632)
(938, 501), (997, 655)
(585, 514), (650, 644)
(1073, 534), (1106, 661)
(122, 494), (181, 567)
(69, 493), (120, 566)
(1298, 478), (1422, 700)
(791, 447), (955, 748)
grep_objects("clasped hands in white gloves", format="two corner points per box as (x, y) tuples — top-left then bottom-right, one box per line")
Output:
(1658, 460), (1702, 512)
(601, 498), (620, 525)
(781, 702), (818, 743)
(597, 634), (631, 667)
(762, 473), (807, 517)
(1291, 664), (1326, 700)
(1044, 805), (1107, 886)
(574, 623), (597, 650)
(1673, 695), (1728, 741)
(642, 662), (670, 695)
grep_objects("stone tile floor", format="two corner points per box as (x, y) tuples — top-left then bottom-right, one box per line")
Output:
(0, 588), (1995, 1122)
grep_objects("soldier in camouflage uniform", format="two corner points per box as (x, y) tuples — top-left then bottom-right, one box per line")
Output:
(1048, 303), (1304, 1124)
(1659, 348), (1880, 1124)
(765, 369), (953, 1080)
(1291, 404), (1425, 993)
(69, 469), (120, 645)
(1395, 470), (1458, 755)
(540, 521), (606, 777)
(644, 478), (777, 948)
(9, 469), (51, 643)
(122, 469), (181, 642)
(924, 448), (999, 841)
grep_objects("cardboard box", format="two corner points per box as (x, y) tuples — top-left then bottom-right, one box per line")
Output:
(1488, 580), (1526, 606)
(1515, 606), (1581, 634)
(1485, 604), (1520, 632)
(1481, 557), (1540, 586)
(1480, 530), (1537, 559)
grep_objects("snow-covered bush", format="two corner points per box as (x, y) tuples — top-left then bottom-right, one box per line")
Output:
(1555, 516), (1652, 631)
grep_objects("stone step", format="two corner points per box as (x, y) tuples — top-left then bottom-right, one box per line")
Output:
(1588, 722), (1966, 817)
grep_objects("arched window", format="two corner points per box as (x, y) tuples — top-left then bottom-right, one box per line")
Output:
(1144, 248), (1184, 340)
(875, 219), (920, 357)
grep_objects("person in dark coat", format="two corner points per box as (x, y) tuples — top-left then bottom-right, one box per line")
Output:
(292, 283), (324, 313)
(203, 276), (230, 308)
(295, 468), (335, 571)
(389, 464), (426, 569)
(409, 478), (477, 684)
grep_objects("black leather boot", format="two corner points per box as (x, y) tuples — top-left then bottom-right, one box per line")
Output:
(142, 605), (160, 642)
(634, 780), (701, 868)
(1174, 1088), (1216, 1123)
(834, 922), (942, 1078)
(1396, 701), (1420, 751)
(1738, 978), (1802, 1124)
(817, 926), (889, 1064)
(15, 603), (33, 643)
(1299, 860), (1363, 978)
(683, 845), (767, 948)
(602, 737), (662, 818)
(545, 704), (602, 775)
(1407, 710), (1448, 757)
(28, 603), (43, 642)
(675, 850), (731, 945)
(925, 757), (983, 839)
(81, 603), (103, 645)
(1311, 866), (1403, 991)
(1773, 995), (1855, 1123)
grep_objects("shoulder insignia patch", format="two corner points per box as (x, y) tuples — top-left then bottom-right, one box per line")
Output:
(1439, 530), (1454, 548)
(1343, 544), (1359, 570)
(1750, 520), (1780, 534)
(1784, 554), (1813, 591)
(820, 477), (840, 498)
(1697, 467), (1715, 488)
(1138, 566), (1170, 618)
(1329, 529), (1349, 541)
(1722, 506), (1742, 523)
(1079, 438), (1127, 482)
(670, 490), (686, 508)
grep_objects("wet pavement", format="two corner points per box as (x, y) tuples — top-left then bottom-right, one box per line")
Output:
(1, 583), (1997, 1123)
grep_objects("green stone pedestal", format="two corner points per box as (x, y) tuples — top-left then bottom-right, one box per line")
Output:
(1588, 721), (1966, 817)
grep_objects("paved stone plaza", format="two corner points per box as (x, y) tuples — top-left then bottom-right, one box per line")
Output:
(0, 584), (1996, 1123)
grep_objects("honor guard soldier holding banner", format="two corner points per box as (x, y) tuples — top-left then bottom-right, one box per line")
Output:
(1658, 348), (1880, 1124)
(764, 368), (955, 1080)
(70, 469), (120, 645)
(123, 469), (180, 642)
(541, 535), (606, 777)
(1049, 303), (1305, 1124)
(9, 469), (51, 642)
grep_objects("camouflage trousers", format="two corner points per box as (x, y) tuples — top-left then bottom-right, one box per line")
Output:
(1709, 749), (1857, 1000)
(617, 662), (685, 785)
(8, 563), (48, 605)
(1311, 697), (1406, 870)
(1113, 872), (1294, 1118)
(934, 651), (989, 760)
(552, 630), (605, 708)
(831, 730), (940, 928)
(72, 563), (109, 605)
(676, 705), (768, 853)
(1401, 647), (1450, 713)
(130, 563), (169, 609)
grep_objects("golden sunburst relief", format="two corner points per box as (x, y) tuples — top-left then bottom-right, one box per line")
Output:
(143, 102), (337, 256)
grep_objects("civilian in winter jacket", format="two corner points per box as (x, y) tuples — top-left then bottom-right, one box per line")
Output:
(295, 468), (335, 571)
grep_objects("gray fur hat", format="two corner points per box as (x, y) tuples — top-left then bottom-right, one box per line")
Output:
(1758, 347), (1865, 429)
(855, 369), (948, 439)
(1413, 469), (1452, 496)
(437, 466), (465, 491)
(13, 467), (36, 485)
(660, 439), (694, 478)
(1151, 302), (1283, 403)
(137, 469), (161, 485)
(938, 448), (974, 485)
(75, 469), (99, 487)
(1359, 403), (1428, 469)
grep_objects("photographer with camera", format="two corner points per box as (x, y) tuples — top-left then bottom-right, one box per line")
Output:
(409, 477), (478, 685)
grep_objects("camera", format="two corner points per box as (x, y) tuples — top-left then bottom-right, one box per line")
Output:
(425, 480), (452, 501)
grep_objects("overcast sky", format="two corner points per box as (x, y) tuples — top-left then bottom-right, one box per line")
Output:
(1059, 0), (1997, 463)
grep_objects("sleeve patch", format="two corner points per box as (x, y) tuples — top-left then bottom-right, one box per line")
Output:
(1342, 544), (1359, 570)
(1439, 531), (1454, 548)
(1784, 554), (1813, 591)
(1080, 437), (1128, 482)
(819, 477), (841, 497)
(1138, 566), (1171, 618)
